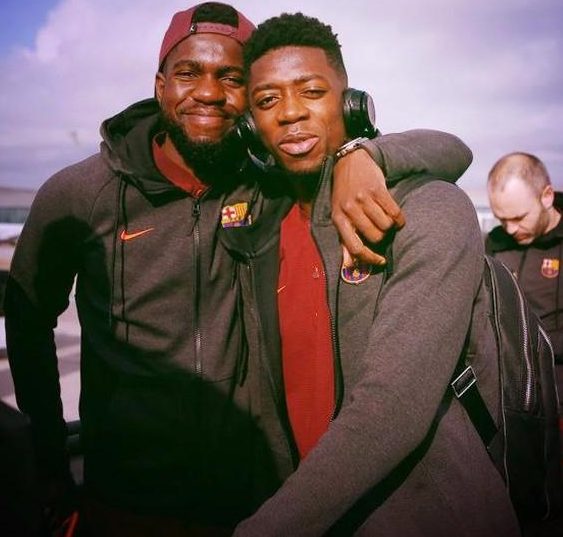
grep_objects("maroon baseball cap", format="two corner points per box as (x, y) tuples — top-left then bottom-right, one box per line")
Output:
(159, 3), (256, 67)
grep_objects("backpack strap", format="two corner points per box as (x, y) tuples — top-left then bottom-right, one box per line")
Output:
(450, 359), (498, 446)
(388, 175), (498, 446)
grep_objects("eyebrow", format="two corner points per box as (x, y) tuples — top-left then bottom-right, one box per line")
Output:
(251, 74), (328, 94)
(217, 65), (244, 78)
(500, 211), (527, 221)
(170, 59), (244, 76)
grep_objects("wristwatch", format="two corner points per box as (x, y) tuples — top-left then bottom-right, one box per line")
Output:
(334, 137), (370, 160)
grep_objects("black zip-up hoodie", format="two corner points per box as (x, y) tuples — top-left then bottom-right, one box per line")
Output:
(486, 193), (563, 361)
(5, 99), (270, 523)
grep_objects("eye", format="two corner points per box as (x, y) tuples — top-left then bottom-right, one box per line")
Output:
(255, 95), (278, 109)
(222, 76), (244, 88)
(302, 87), (327, 99)
(176, 70), (198, 79)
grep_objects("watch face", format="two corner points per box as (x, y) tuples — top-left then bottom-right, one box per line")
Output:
(364, 94), (376, 130)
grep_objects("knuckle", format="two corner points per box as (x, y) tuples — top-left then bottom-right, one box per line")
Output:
(332, 212), (347, 226)
(341, 200), (357, 214)
(354, 191), (367, 203)
(367, 230), (385, 243)
(348, 242), (363, 256)
(378, 218), (393, 231)
(389, 207), (402, 219)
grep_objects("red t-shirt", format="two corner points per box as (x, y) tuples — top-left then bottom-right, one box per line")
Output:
(278, 204), (335, 459)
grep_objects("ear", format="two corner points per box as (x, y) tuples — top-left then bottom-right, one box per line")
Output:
(540, 184), (555, 210)
(155, 72), (165, 105)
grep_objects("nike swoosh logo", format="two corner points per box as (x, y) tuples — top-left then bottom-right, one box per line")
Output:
(277, 285), (287, 294)
(120, 227), (154, 241)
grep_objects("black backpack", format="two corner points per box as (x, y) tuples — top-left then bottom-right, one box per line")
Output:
(457, 255), (561, 522)
(392, 177), (562, 523)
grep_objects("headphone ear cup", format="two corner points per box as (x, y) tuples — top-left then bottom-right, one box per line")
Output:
(342, 88), (377, 138)
(235, 111), (274, 170)
(235, 111), (258, 147)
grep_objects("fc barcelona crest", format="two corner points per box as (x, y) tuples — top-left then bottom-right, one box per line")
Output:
(341, 262), (372, 284)
(221, 202), (251, 228)
(541, 258), (560, 279)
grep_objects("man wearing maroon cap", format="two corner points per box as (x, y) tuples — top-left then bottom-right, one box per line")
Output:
(5, 2), (472, 535)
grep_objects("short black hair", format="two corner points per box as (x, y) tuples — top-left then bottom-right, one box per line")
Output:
(192, 2), (239, 26)
(243, 12), (347, 80)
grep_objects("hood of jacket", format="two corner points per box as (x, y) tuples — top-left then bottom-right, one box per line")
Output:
(487, 191), (563, 253)
(100, 98), (189, 199)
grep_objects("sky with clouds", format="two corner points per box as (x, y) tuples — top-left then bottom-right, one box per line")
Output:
(0, 0), (562, 205)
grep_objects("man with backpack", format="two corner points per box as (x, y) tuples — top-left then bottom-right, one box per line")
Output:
(486, 152), (563, 536)
(220, 12), (522, 536)
(486, 152), (563, 365)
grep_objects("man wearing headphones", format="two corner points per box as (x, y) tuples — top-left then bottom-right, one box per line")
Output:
(221, 12), (520, 537)
(6, 3), (474, 536)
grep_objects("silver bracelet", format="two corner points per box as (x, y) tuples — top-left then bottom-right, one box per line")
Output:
(334, 137), (370, 160)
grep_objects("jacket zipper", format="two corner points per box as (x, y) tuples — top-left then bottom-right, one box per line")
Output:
(192, 198), (202, 376)
(318, 252), (342, 420)
(505, 267), (535, 411)
(538, 323), (556, 517)
(248, 258), (298, 467)
(487, 258), (511, 491)
(310, 157), (343, 419)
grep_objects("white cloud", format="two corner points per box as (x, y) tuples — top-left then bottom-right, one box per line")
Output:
(0, 0), (562, 198)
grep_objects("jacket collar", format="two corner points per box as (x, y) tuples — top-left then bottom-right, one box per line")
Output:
(219, 157), (336, 258)
(488, 191), (563, 252)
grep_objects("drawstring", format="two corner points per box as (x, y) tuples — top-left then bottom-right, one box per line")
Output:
(235, 262), (249, 386)
(120, 182), (129, 340)
(109, 177), (123, 327)
(108, 177), (127, 330)
(556, 242), (562, 329)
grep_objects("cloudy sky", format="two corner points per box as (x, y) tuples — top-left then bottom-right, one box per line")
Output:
(1, 0), (562, 205)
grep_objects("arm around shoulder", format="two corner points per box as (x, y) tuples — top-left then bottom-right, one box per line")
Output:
(362, 129), (473, 182)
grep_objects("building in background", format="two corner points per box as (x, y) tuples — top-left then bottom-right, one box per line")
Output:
(0, 187), (36, 314)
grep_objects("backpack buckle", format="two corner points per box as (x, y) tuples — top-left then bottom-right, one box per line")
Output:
(451, 365), (477, 398)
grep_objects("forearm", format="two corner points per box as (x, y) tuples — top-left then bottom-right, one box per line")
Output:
(5, 277), (69, 480)
(330, 130), (472, 259)
(5, 176), (79, 480)
(363, 129), (473, 183)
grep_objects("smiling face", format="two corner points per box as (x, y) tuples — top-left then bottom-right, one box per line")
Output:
(248, 46), (347, 175)
(155, 33), (246, 145)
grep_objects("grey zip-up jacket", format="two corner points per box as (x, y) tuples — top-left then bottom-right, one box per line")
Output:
(221, 160), (520, 536)
(5, 97), (474, 522)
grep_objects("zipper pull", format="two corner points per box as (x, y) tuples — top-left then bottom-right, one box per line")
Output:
(192, 198), (201, 219)
(188, 198), (201, 235)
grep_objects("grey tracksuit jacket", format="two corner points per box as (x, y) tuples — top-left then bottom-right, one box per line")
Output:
(221, 160), (520, 536)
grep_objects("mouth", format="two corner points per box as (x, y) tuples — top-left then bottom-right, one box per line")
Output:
(278, 133), (319, 157)
(181, 108), (232, 126)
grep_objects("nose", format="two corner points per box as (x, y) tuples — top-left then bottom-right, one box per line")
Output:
(504, 221), (519, 236)
(277, 93), (309, 125)
(191, 75), (226, 105)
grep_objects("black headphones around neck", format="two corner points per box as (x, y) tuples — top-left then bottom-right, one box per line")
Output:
(235, 88), (377, 169)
